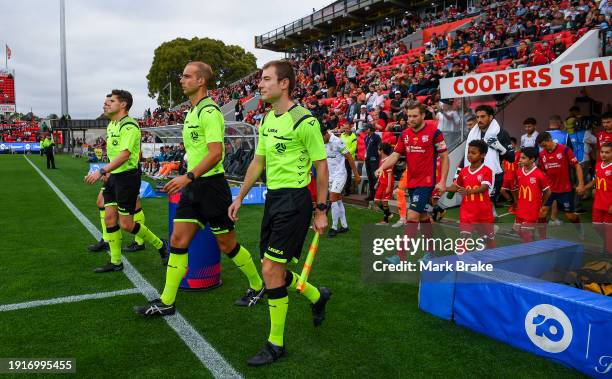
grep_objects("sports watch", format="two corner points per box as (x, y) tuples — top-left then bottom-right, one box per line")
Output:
(315, 203), (327, 212)
(186, 172), (196, 182)
(99, 168), (107, 176)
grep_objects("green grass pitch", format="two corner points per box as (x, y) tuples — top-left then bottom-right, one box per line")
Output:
(0, 154), (585, 378)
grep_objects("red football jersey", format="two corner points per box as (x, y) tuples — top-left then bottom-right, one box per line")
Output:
(516, 166), (550, 222)
(394, 123), (446, 188)
(594, 161), (612, 212)
(455, 164), (494, 223)
(596, 131), (612, 153)
(376, 157), (395, 191)
(539, 143), (578, 193)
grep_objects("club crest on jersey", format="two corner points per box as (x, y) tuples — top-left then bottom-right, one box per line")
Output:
(606, 170), (611, 176)
(112, 140), (118, 146)
(556, 153), (562, 159)
(190, 131), (199, 141)
(477, 175), (483, 181)
(422, 135), (429, 142)
(530, 177), (536, 184)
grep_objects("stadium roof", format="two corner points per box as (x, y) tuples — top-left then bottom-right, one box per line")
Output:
(254, 0), (419, 52)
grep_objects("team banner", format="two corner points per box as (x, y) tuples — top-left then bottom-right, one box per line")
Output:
(440, 56), (612, 98)
(0, 142), (40, 152)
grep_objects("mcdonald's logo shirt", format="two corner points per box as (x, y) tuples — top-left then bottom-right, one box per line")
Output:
(516, 166), (550, 222)
(539, 143), (578, 193)
(454, 164), (493, 223)
(594, 161), (612, 212)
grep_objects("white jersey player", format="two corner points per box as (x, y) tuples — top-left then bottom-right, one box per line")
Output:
(322, 129), (360, 237)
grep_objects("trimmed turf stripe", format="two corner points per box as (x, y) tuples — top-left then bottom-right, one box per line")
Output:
(0, 288), (139, 312)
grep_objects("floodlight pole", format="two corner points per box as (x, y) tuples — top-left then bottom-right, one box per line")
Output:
(59, 0), (69, 118)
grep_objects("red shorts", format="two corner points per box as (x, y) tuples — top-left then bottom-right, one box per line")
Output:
(592, 208), (612, 223)
(374, 185), (393, 201)
(502, 176), (517, 191)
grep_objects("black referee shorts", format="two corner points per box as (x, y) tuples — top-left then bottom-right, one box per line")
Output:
(102, 169), (140, 215)
(174, 174), (234, 235)
(260, 187), (313, 264)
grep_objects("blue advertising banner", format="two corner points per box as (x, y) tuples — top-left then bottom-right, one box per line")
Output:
(230, 185), (266, 204)
(454, 273), (612, 378)
(0, 142), (41, 152)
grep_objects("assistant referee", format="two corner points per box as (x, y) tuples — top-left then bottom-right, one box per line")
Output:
(229, 60), (331, 366)
(84, 89), (169, 273)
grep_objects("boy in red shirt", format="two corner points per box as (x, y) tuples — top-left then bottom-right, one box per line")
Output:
(585, 142), (612, 254)
(536, 131), (585, 239)
(375, 143), (395, 225)
(447, 140), (496, 248)
(500, 137), (521, 214)
(514, 147), (551, 242)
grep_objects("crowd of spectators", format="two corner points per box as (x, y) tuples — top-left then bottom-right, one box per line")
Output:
(0, 121), (39, 142)
(140, 0), (609, 145)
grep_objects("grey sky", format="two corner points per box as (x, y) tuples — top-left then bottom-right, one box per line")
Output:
(0, 0), (330, 118)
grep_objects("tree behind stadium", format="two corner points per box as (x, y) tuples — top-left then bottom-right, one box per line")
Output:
(147, 37), (257, 108)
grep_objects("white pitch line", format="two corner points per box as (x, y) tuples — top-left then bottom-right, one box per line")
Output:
(24, 156), (242, 379)
(0, 288), (140, 312)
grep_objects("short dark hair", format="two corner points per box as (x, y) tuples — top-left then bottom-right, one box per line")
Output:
(468, 139), (488, 155)
(522, 147), (538, 160)
(536, 131), (552, 144)
(510, 137), (517, 144)
(523, 117), (537, 125)
(111, 89), (133, 111)
(187, 61), (213, 86)
(405, 102), (426, 115)
(602, 112), (612, 120)
(379, 142), (393, 156)
(262, 60), (296, 93)
(475, 104), (495, 116)
(601, 141), (612, 150)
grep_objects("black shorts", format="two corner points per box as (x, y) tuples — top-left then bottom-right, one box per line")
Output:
(102, 169), (140, 215)
(260, 187), (312, 264)
(174, 174), (234, 235)
(545, 191), (575, 212)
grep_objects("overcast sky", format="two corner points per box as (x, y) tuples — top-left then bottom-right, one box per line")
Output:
(0, 0), (330, 118)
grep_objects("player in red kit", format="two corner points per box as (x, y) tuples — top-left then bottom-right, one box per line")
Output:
(585, 142), (612, 254)
(514, 147), (551, 242)
(536, 131), (585, 239)
(447, 140), (495, 248)
(376, 102), (449, 262)
(595, 113), (612, 159)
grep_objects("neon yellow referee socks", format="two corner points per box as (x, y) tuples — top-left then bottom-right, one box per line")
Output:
(228, 244), (263, 291)
(160, 249), (188, 306)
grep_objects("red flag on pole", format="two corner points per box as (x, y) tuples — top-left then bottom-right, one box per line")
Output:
(6, 45), (11, 59)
